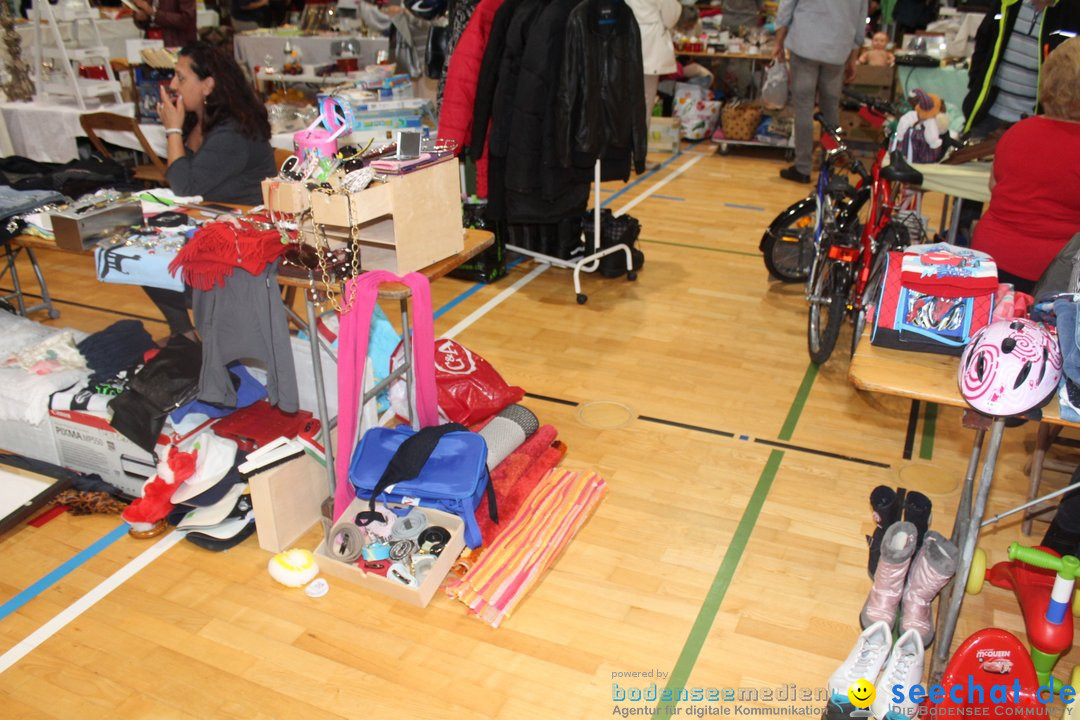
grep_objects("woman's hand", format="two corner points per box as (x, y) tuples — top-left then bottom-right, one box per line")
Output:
(132, 0), (152, 20)
(157, 88), (186, 132)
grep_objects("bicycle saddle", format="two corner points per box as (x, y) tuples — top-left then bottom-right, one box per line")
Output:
(881, 151), (924, 186)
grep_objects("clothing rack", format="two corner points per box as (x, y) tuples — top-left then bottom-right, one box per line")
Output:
(505, 160), (636, 305)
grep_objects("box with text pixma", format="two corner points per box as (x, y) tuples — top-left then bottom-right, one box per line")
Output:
(49, 409), (159, 497)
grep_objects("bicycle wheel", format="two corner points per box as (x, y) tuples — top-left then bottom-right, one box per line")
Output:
(761, 198), (816, 283)
(851, 221), (911, 357)
(808, 258), (849, 365)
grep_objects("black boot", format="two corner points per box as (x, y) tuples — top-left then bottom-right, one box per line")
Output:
(1042, 492), (1080, 558)
(904, 490), (933, 554)
(868, 485), (903, 579)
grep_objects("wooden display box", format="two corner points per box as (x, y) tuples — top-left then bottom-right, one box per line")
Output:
(849, 64), (895, 101)
(315, 498), (466, 608)
(261, 178), (311, 216)
(308, 157), (465, 274)
(248, 453), (329, 553)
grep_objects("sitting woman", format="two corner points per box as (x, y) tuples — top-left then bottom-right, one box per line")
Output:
(970, 36), (1080, 295)
(149, 41), (277, 337)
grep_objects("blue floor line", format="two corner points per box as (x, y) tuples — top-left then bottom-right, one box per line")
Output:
(0, 523), (129, 621)
(434, 284), (484, 319)
(653, 195), (685, 201)
(602, 142), (700, 208)
(724, 203), (765, 211)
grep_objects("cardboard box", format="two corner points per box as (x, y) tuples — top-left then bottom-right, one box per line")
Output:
(262, 179), (311, 216)
(647, 116), (680, 154)
(249, 453), (330, 553)
(0, 415), (60, 466)
(852, 64), (895, 87)
(49, 409), (159, 496)
(315, 498), (466, 608)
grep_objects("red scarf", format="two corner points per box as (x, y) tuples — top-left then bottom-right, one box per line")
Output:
(168, 219), (287, 291)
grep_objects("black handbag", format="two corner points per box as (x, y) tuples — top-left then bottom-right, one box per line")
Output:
(108, 334), (203, 453)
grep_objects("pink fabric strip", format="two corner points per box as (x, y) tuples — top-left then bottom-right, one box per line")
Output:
(333, 271), (439, 520)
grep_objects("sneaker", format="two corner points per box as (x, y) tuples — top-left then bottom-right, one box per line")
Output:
(823, 621), (893, 719)
(779, 165), (811, 184)
(870, 629), (925, 719)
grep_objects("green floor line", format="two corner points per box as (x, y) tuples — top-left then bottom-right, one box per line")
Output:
(650, 450), (784, 719)
(641, 237), (759, 257)
(778, 363), (818, 441)
(919, 402), (938, 460)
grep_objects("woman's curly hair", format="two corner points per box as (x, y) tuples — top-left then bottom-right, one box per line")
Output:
(178, 41), (271, 140)
(1041, 37), (1080, 122)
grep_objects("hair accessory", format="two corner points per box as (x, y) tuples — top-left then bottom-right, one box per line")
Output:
(389, 539), (417, 562)
(304, 577), (330, 598)
(326, 521), (366, 563)
(361, 542), (391, 562)
(164, 127), (182, 136)
(388, 562), (417, 587)
(389, 509), (428, 541)
(417, 526), (450, 555)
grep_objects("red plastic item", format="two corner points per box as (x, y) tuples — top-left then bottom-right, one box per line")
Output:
(927, 629), (1048, 715)
(211, 400), (319, 453)
(987, 546), (1075, 656)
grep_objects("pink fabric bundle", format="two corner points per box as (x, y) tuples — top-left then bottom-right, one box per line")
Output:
(447, 467), (607, 627)
(168, 221), (286, 291)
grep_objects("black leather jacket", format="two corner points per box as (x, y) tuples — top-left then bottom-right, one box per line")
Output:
(963, 0), (1080, 134)
(555, 0), (647, 175)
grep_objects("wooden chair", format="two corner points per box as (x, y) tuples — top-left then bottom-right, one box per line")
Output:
(79, 112), (169, 186)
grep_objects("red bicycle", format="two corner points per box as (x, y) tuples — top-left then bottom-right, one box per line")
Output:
(806, 92), (927, 364)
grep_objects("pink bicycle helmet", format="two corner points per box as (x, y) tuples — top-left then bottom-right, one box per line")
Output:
(958, 319), (1062, 417)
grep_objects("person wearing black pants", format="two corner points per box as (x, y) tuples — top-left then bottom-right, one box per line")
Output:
(144, 285), (195, 336)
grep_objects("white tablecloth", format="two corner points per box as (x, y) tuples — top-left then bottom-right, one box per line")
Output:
(910, 160), (992, 204)
(234, 33), (388, 77)
(0, 99), (165, 164)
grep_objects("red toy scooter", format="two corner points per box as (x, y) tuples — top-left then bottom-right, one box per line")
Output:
(968, 543), (1079, 691)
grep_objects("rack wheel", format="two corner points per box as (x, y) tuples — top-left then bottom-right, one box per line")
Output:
(576, 293), (587, 305)
(47, 308), (60, 319)
(966, 548), (987, 595)
(627, 271), (637, 282)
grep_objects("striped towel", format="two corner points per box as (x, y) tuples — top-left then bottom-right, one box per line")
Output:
(446, 467), (606, 627)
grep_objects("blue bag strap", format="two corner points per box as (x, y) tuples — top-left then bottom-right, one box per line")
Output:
(357, 423), (498, 527)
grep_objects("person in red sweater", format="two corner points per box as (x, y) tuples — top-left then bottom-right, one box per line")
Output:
(132, 0), (196, 48)
(971, 36), (1080, 294)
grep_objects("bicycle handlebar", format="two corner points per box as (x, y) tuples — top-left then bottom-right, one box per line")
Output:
(842, 88), (899, 118)
(1009, 542), (1080, 580)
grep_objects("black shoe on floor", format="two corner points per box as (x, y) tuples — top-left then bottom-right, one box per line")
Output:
(779, 166), (811, 184)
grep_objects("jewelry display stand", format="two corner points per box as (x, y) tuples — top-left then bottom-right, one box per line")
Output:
(505, 160), (636, 305)
(31, 0), (122, 109)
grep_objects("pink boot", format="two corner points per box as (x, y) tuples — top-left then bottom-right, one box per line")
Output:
(860, 521), (916, 629)
(900, 530), (959, 646)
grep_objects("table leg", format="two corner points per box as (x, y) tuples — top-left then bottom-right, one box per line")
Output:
(399, 296), (417, 429)
(306, 290), (336, 500)
(947, 197), (965, 245)
(930, 418), (1004, 683)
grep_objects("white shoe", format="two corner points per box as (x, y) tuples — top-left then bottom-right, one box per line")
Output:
(826, 621), (893, 700)
(871, 629), (925, 720)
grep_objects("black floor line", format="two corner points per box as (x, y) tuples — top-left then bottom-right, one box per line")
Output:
(753, 438), (891, 469)
(526, 393), (891, 469)
(0, 287), (165, 325)
(522, 392), (578, 407)
(637, 414), (736, 438)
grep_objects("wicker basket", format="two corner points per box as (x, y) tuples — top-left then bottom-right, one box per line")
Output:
(721, 101), (763, 141)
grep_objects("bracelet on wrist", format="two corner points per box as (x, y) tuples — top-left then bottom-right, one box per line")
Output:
(164, 128), (182, 136)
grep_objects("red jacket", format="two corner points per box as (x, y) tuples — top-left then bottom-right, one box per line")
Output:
(437, 0), (505, 197)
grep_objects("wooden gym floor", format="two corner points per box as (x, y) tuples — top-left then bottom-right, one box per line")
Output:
(0, 142), (1074, 718)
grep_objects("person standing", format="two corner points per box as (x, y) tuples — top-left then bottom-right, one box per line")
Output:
(773, 0), (868, 184)
(962, 0), (1080, 140)
(625, 0), (683, 126)
(131, 0), (197, 48)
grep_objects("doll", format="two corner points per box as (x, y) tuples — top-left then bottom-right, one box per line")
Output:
(860, 31), (895, 67)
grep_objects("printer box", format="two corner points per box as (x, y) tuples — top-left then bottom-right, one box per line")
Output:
(49, 409), (159, 497)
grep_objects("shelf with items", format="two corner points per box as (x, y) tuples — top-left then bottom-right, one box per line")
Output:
(30, 0), (123, 109)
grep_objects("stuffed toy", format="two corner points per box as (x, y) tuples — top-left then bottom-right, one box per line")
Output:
(891, 89), (949, 164)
